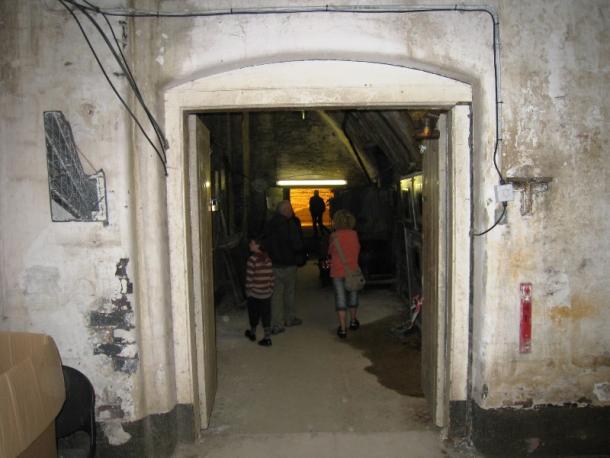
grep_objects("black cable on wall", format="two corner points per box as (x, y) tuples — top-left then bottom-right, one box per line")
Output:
(59, 0), (506, 233)
(59, 0), (169, 175)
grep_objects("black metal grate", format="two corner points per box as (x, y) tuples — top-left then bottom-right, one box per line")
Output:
(44, 111), (106, 222)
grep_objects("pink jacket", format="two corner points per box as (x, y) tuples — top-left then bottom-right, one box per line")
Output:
(328, 229), (360, 278)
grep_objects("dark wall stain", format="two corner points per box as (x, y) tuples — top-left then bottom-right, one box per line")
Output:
(90, 258), (138, 374)
(90, 310), (134, 329)
(113, 357), (138, 375)
(98, 403), (125, 420)
(94, 343), (123, 357)
(471, 402), (610, 456)
(115, 258), (129, 277)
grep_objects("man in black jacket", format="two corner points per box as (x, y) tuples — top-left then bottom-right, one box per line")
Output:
(263, 200), (304, 334)
(309, 190), (328, 237)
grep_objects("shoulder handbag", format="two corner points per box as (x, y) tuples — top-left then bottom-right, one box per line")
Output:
(332, 234), (365, 292)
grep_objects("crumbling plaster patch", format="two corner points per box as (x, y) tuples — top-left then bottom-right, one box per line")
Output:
(593, 383), (610, 402)
(16, 239), (139, 422)
(102, 420), (132, 446)
(90, 258), (139, 375)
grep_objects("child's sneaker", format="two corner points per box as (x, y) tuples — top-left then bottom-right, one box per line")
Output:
(349, 319), (360, 330)
(258, 337), (272, 347)
(244, 330), (256, 341)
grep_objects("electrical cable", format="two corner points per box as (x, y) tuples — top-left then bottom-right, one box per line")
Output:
(85, 0), (169, 153)
(64, 1), (169, 169)
(62, 1), (503, 178)
(472, 202), (506, 237)
(61, 0), (507, 233)
(60, 1), (168, 175)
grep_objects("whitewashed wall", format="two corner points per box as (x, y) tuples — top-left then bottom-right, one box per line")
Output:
(1, 1), (609, 449)
(148, 0), (610, 409)
(0, 0), (143, 445)
(473, 0), (610, 408)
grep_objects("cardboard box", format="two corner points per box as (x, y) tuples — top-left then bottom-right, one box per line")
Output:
(0, 333), (65, 458)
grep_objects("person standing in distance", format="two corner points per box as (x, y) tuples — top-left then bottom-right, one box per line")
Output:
(309, 190), (328, 237)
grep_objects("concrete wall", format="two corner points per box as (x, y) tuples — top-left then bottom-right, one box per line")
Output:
(0, 0), (143, 445)
(1, 0), (609, 451)
(472, 1), (610, 409)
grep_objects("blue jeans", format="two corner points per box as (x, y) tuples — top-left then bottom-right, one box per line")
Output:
(333, 277), (359, 311)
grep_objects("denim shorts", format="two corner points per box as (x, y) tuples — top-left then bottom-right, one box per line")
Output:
(333, 277), (359, 311)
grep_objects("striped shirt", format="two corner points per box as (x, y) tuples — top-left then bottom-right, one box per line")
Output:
(245, 252), (274, 299)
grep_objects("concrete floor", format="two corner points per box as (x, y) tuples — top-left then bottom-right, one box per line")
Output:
(174, 262), (476, 458)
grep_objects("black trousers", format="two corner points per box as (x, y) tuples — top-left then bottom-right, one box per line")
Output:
(311, 213), (328, 235)
(247, 296), (271, 329)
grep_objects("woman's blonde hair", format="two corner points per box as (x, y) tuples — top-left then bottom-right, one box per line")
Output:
(332, 209), (356, 230)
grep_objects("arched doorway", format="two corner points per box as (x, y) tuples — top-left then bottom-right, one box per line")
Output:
(164, 60), (473, 436)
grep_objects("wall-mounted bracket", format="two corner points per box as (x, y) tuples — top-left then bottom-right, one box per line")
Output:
(505, 176), (553, 216)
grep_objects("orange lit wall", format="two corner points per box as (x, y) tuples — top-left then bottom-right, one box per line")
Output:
(289, 188), (332, 227)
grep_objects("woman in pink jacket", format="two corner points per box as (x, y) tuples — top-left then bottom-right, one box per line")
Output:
(328, 209), (361, 338)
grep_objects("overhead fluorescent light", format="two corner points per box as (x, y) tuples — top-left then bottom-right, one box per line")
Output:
(276, 179), (347, 186)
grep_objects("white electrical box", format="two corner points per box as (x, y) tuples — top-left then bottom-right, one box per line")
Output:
(495, 183), (514, 202)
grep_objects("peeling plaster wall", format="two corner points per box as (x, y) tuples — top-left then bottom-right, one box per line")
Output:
(0, 0), (142, 445)
(99, 0), (610, 411)
(1, 1), (609, 451)
(154, 1), (610, 407)
(471, 0), (610, 409)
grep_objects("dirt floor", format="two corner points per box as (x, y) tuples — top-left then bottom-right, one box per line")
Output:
(174, 261), (477, 458)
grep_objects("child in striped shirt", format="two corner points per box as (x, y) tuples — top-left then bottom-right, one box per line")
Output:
(244, 238), (275, 346)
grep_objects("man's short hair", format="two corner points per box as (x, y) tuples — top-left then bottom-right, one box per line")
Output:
(276, 200), (293, 217)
